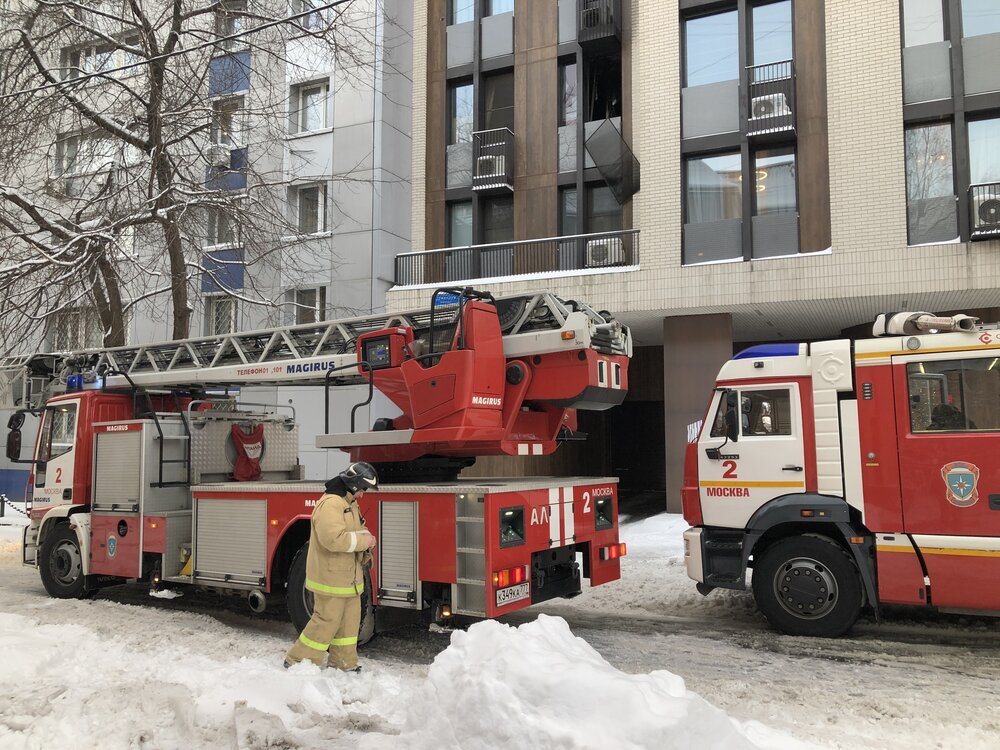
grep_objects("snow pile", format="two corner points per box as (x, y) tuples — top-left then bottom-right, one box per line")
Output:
(399, 614), (805, 750)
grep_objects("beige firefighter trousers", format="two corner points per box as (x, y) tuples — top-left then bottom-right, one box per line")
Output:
(285, 593), (362, 670)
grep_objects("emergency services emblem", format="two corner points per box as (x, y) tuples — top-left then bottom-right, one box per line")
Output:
(107, 535), (118, 558)
(941, 461), (980, 508)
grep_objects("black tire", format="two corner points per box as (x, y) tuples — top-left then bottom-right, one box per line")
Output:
(286, 542), (376, 646)
(39, 522), (88, 599)
(751, 534), (862, 638)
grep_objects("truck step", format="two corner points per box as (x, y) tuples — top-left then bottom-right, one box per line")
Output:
(704, 540), (743, 552)
(705, 573), (743, 587)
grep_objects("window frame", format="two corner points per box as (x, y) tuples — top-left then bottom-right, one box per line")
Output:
(295, 183), (328, 235)
(204, 294), (238, 336)
(291, 80), (330, 134)
(211, 95), (246, 147)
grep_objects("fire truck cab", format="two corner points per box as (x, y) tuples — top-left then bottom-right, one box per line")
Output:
(683, 311), (1000, 636)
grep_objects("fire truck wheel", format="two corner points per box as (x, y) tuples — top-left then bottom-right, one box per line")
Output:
(39, 523), (88, 599)
(286, 543), (376, 646)
(751, 535), (862, 638)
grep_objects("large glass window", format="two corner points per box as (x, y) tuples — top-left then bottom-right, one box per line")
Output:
(905, 123), (957, 244)
(38, 404), (78, 461)
(903, 0), (945, 46)
(968, 117), (1000, 184)
(450, 0), (475, 24)
(684, 11), (739, 87)
(205, 296), (237, 335)
(710, 389), (792, 437)
(961, 0), (1000, 38)
(212, 96), (244, 146)
(483, 196), (514, 244)
(291, 286), (326, 325)
(484, 72), (515, 132)
(587, 186), (622, 233)
(559, 62), (578, 127)
(448, 201), (473, 246)
(754, 149), (797, 215)
(907, 359), (1000, 432)
(685, 153), (743, 223)
(449, 83), (474, 144)
(297, 184), (326, 234)
(751, 1), (793, 65)
(292, 81), (328, 133)
(559, 188), (578, 235)
(487, 0), (514, 15)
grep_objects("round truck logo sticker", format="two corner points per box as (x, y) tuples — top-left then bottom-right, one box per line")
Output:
(941, 461), (980, 508)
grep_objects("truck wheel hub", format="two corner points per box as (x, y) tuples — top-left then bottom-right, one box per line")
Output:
(772, 556), (837, 620)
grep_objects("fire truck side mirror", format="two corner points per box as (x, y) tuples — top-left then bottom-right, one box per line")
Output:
(724, 391), (740, 443)
(5, 428), (21, 462)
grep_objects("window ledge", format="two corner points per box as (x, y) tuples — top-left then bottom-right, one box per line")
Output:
(286, 127), (333, 141)
(280, 231), (333, 242)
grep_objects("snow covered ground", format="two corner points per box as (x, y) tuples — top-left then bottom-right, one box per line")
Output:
(2, 509), (1000, 749)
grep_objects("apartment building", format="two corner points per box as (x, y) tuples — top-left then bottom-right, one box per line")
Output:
(390, 0), (1000, 510)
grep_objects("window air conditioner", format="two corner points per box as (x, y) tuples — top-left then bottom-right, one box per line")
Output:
(475, 154), (505, 179)
(585, 237), (622, 267)
(750, 93), (791, 119)
(974, 192), (1000, 228)
(207, 143), (232, 168)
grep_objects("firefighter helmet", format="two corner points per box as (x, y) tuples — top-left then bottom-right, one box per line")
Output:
(339, 461), (379, 494)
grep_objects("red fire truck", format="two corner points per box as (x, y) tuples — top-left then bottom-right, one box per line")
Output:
(683, 311), (1000, 637)
(3, 288), (631, 641)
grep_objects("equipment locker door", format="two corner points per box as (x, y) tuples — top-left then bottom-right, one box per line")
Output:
(698, 384), (806, 529)
(894, 354), (1000, 610)
(32, 400), (80, 508)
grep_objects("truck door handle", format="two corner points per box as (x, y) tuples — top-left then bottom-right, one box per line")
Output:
(782, 465), (803, 472)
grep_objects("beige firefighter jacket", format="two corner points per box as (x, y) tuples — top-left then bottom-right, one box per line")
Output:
(305, 491), (373, 597)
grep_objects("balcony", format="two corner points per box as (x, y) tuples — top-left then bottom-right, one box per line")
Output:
(578, 0), (622, 52)
(394, 229), (639, 287)
(747, 60), (795, 138)
(472, 128), (514, 192)
(970, 183), (1000, 240)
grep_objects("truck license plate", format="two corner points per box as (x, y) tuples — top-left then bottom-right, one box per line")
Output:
(495, 582), (530, 607)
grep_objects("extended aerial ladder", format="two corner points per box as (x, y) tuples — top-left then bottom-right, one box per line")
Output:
(2, 288), (632, 476)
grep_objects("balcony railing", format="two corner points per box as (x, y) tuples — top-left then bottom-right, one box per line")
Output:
(394, 229), (639, 287)
(472, 128), (514, 192)
(970, 182), (1000, 239)
(578, 0), (622, 49)
(747, 60), (795, 137)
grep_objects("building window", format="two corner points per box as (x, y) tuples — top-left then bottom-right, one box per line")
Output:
(205, 296), (237, 335)
(961, 0), (1000, 38)
(449, 83), (474, 144)
(968, 117), (1000, 185)
(586, 185), (622, 233)
(292, 81), (329, 133)
(294, 0), (327, 30)
(450, 0), (474, 24)
(48, 307), (102, 350)
(207, 208), (237, 246)
(751, 1), (793, 66)
(559, 62), (578, 127)
(484, 72), (515, 132)
(290, 286), (327, 324)
(212, 96), (245, 146)
(216, 0), (246, 48)
(296, 184), (327, 234)
(754, 149), (797, 215)
(559, 188), (578, 235)
(482, 195), (514, 244)
(586, 56), (622, 121)
(685, 153), (743, 223)
(905, 123), (957, 245)
(486, 0), (514, 15)
(448, 201), (473, 246)
(684, 10), (739, 87)
(903, 0), (945, 46)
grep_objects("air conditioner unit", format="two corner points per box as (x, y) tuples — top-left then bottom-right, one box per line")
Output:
(750, 93), (791, 119)
(974, 192), (1000, 228)
(475, 154), (505, 179)
(585, 237), (622, 267)
(207, 144), (232, 168)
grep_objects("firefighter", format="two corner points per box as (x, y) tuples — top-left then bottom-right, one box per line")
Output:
(284, 462), (379, 671)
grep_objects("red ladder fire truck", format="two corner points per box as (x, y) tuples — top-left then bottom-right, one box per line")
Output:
(683, 311), (1000, 637)
(3, 288), (631, 642)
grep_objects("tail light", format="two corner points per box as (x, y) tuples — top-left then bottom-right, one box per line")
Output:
(492, 565), (528, 588)
(599, 542), (627, 561)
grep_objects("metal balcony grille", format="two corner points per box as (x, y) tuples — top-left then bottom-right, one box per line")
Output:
(970, 183), (1000, 239)
(747, 60), (795, 137)
(472, 128), (514, 192)
(578, 0), (622, 49)
(394, 229), (639, 287)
